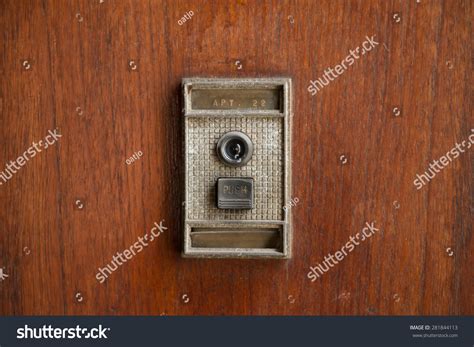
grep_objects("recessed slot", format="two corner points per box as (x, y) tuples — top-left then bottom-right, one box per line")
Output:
(190, 227), (283, 250)
(190, 87), (283, 111)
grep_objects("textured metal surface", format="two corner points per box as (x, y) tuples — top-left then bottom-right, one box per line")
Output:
(182, 77), (292, 258)
(186, 116), (283, 220)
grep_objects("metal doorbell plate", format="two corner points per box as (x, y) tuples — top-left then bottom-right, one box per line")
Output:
(182, 77), (292, 259)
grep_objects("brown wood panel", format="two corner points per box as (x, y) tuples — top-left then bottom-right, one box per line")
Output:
(0, 0), (472, 315)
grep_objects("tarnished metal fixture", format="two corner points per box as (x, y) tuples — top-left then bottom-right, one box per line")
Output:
(182, 78), (292, 259)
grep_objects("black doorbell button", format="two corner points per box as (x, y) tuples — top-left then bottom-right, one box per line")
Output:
(216, 131), (253, 167)
(216, 177), (254, 209)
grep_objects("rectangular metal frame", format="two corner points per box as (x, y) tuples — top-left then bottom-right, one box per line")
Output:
(182, 77), (292, 259)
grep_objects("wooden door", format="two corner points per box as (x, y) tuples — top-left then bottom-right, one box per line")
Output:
(0, 0), (472, 315)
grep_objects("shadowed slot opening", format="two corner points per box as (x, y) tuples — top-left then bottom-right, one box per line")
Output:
(190, 227), (283, 250)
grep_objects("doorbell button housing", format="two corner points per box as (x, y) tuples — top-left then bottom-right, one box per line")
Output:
(216, 177), (254, 209)
(182, 77), (292, 259)
(216, 131), (254, 167)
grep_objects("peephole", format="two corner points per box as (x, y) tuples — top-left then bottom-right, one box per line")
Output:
(216, 131), (253, 167)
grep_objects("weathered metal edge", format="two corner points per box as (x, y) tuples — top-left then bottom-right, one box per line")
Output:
(181, 77), (292, 259)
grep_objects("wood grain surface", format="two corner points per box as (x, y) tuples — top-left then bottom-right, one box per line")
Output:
(0, 0), (472, 315)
